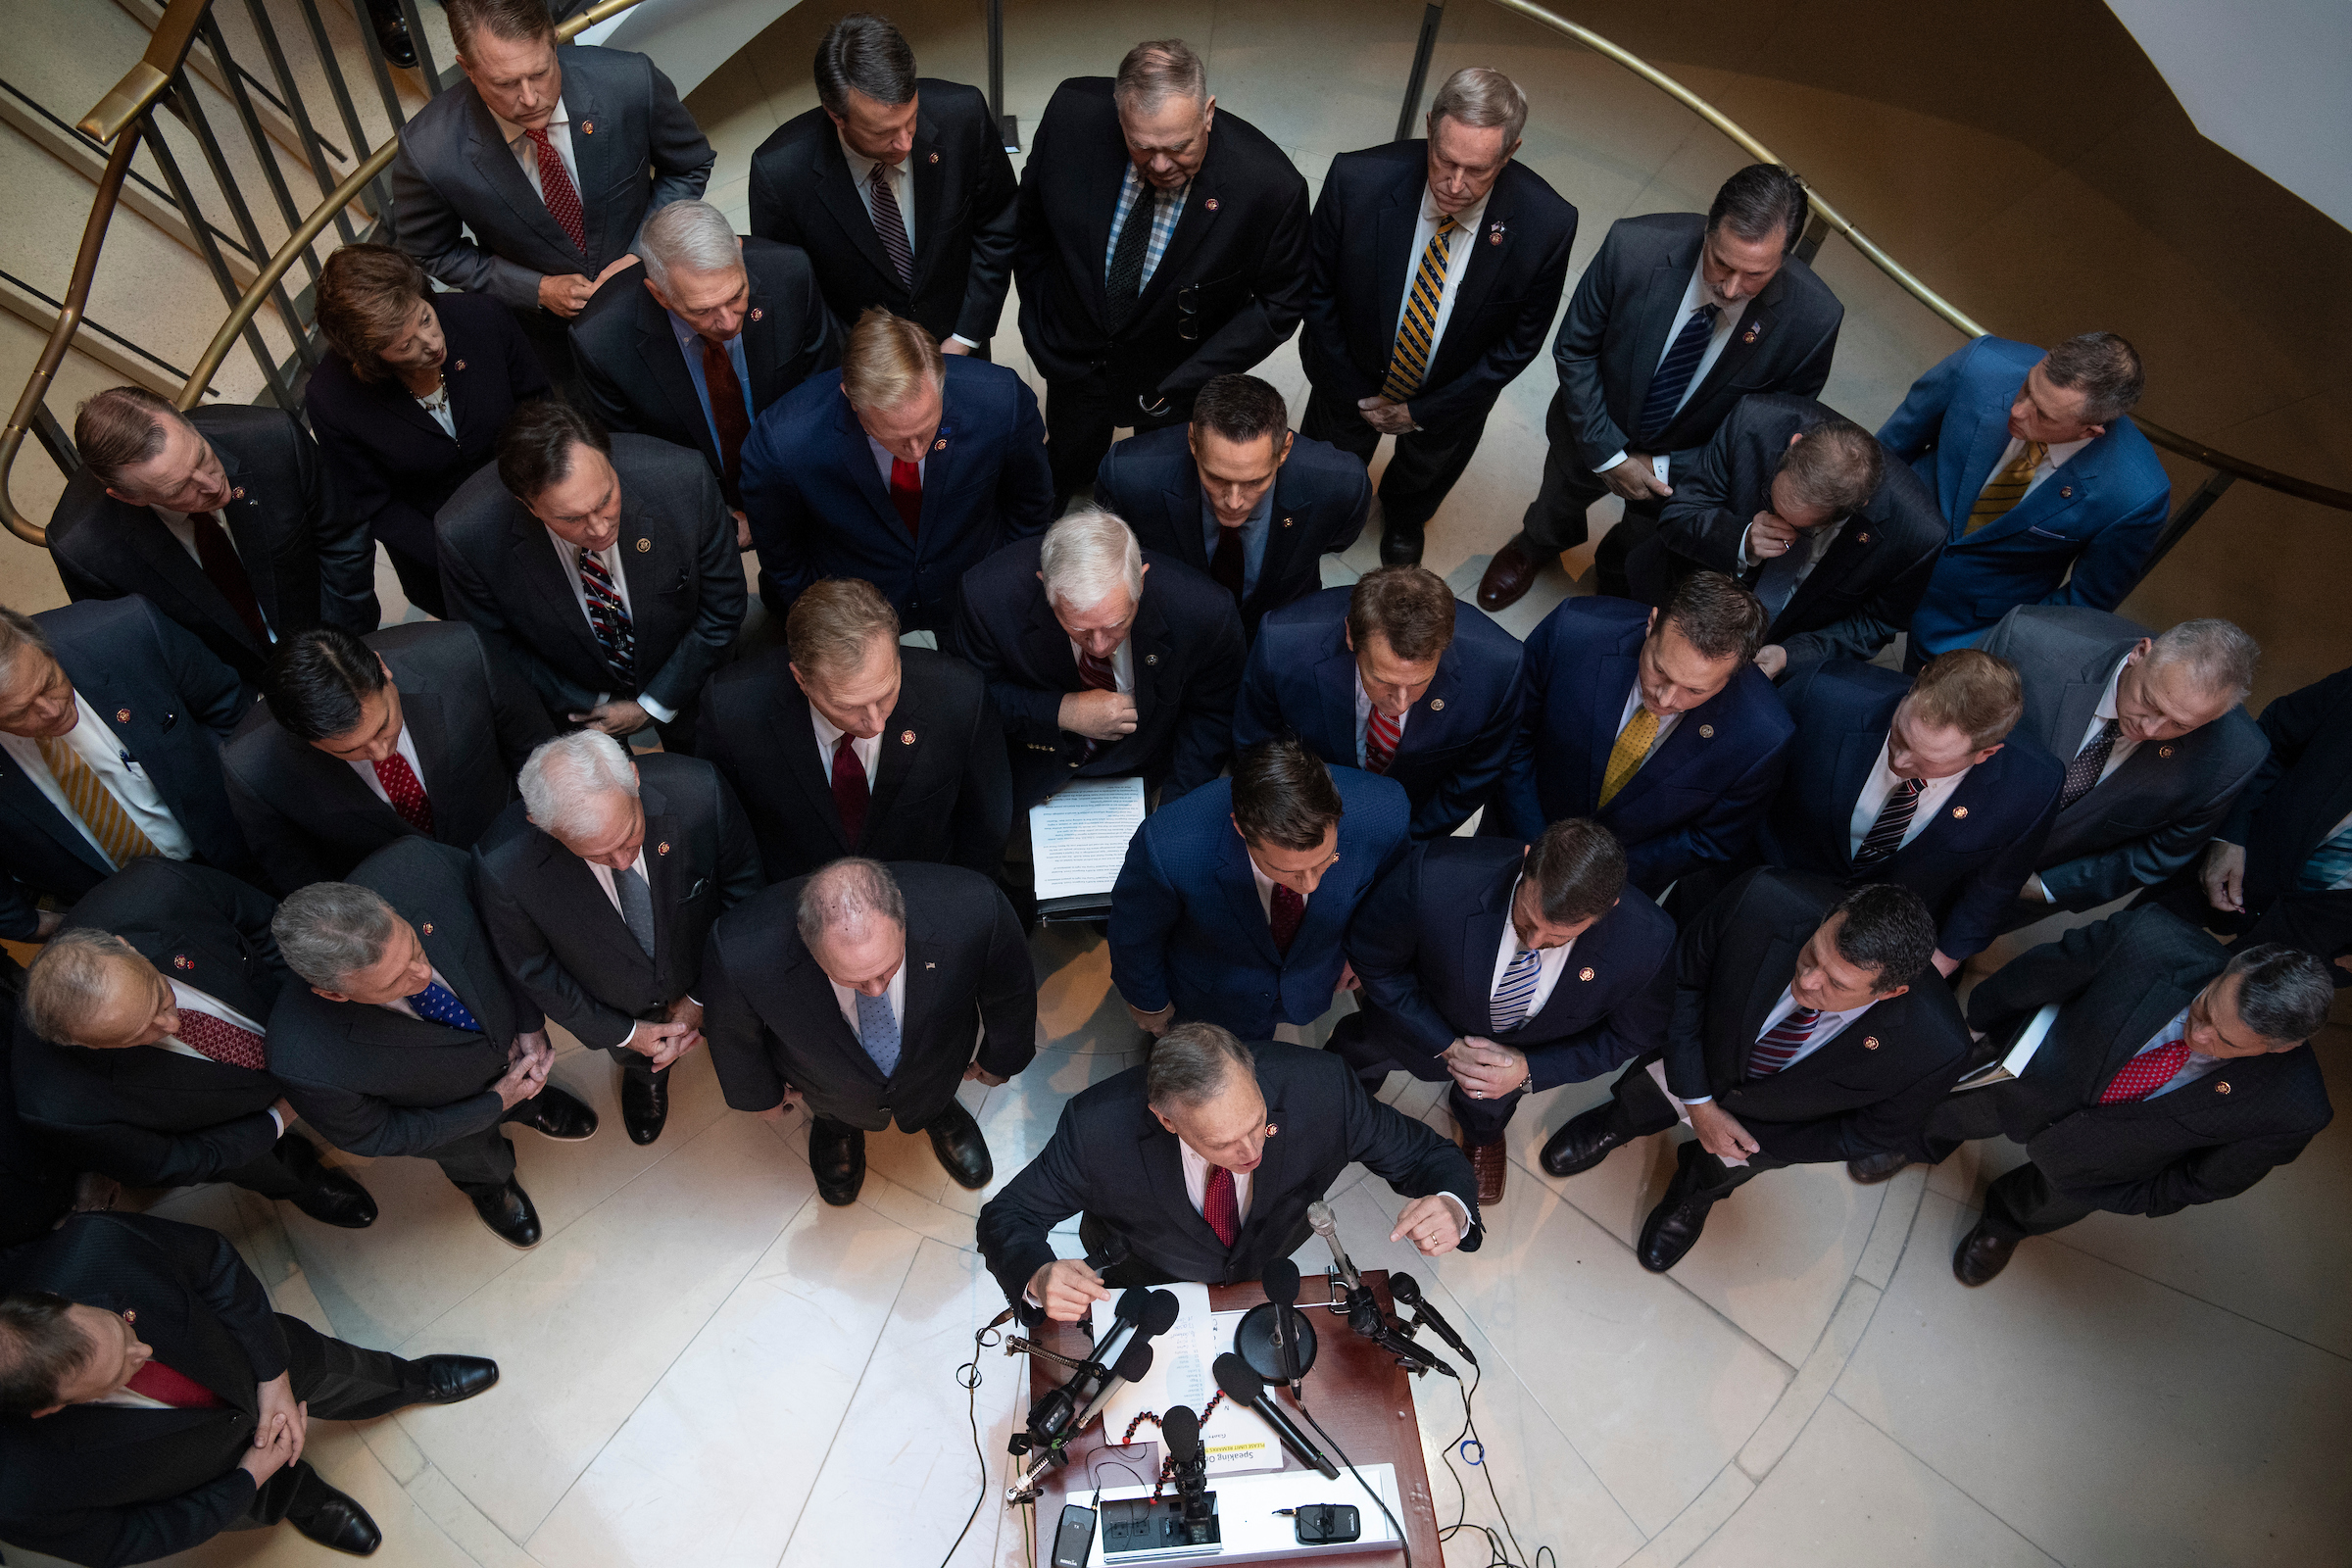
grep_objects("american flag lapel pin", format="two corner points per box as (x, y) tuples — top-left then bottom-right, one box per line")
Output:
(581, 120), (594, 134)
(116, 708), (131, 722)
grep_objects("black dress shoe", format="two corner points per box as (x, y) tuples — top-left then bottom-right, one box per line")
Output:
(287, 1475), (383, 1555)
(470, 1178), (542, 1248)
(1952, 1221), (2018, 1286)
(925, 1099), (994, 1191)
(1845, 1151), (1914, 1185)
(514, 1083), (598, 1141)
(1637, 1191), (1712, 1273)
(363, 0), (418, 69)
(406, 1354), (500, 1405)
(620, 1067), (670, 1146)
(1378, 520), (1424, 565)
(293, 1165), (379, 1229)
(810, 1116), (866, 1206)
(1539, 1103), (1627, 1178)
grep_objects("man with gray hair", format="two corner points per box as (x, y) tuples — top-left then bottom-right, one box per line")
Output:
(1978, 606), (2268, 930)
(956, 507), (1245, 808)
(701, 858), (1033, 1206)
(474, 730), (762, 1146)
(266, 838), (595, 1248)
(1299, 66), (1578, 564)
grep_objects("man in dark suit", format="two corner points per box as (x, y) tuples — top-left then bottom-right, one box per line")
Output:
(1928, 912), (2333, 1286)
(1883, 332), (2169, 662)
(1978, 609), (2267, 934)
(1340, 819), (1674, 1204)
(747, 13), (1018, 352)
(698, 577), (1010, 882)
(222, 623), (555, 892)
(0, 1028), (79, 1248)
(1643, 395), (1945, 675)
(268, 838), (598, 1248)
(45, 388), (376, 686)
(0, 600), (259, 942)
(739, 307), (1052, 633)
(1481, 165), (1845, 611)
(1299, 68), (1577, 564)
(1014, 39), (1310, 508)
(1237, 566), (1523, 841)
(1095, 373), (1368, 638)
(0, 1212), (498, 1564)
(1110, 736), (1409, 1043)
(702, 858), (1034, 1206)
(387, 0), (714, 382)
(438, 400), (744, 754)
(1494, 573), (1790, 897)
(978, 1024), (1479, 1319)
(475, 731), (760, 1147)
(1544, 872), (1967, 1272)
(955, 508), (1246, 809)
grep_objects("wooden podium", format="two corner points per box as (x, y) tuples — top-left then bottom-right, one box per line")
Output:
(1023, 1270), (1444, 1565)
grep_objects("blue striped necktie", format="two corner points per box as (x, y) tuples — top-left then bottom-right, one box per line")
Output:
(1636, 304), (1721, 445)
(2299, 821), (2352, 892)
(1490, 946), (1542, 1034)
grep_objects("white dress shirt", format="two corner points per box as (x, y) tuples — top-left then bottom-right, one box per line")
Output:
(2074, 651), (2144, 786)
(1595, 265), (1740, 473)
(830, 961), (907, 1044)
(1177, 1137), (1253, 1228)
(346, 720), (428, 810)
(376, 965), (463, 1020)
(1847, 737), (1971, 859)
(162, 980), (284, 1135)
(2127, 1003), (2224, 1098)
(1614, 681), (1684, 763)
(0, 695), (194, 863)
(1487, 876), (1573, 1023)
(1353, 672), (1412, 765)
(492, 96), (579, 205)
(1071, 637), (1134, 695)
(838, 136), (981, 350)
(1391, 188), (1492, 377)
(1974, 432), (2093, 508)
(811, 707), (883, 787)
(1682, 985), (1874, 1104)
(1244, 849), (1281, 922)
(545, 529), (677, 724)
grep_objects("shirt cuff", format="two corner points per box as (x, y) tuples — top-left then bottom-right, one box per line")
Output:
(636, 693), (677, 725)
(1680, 1094), (1713, 1105)
(267, 1106), (285, 1137)
(951, 333), (982, 349)
(1738, 521), (1759, 568)
(1437, 1191), (1474, 1237)
(1595, 449), (1630, 475)
(619, 1020), (642, 1049)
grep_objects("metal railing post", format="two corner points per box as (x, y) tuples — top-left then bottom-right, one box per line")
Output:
(987, 0), (1016, 151)
(398, 0), (444, 94)
(2133, 468), (2238, 583)
(198, 13), (326, 292)
(241, 0), (361, 243)
(148, 94), (299, 409)
(1395, 1), (1447, 144)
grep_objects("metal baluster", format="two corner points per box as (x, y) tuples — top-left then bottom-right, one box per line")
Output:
(293, 0), (389, 222)
(27, 403), (78, 480)
(1395, 0), (1448, 144)
(2133, 469), (2238, 584)
(239, 0), (358, 244)
(397, 0), (442, 94)
(350, 0), (410, 135)
(166, 74), (318, 381)
(197, 12), (326, 297)
(144, 106), (296, 410)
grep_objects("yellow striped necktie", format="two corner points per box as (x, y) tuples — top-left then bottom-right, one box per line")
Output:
(1598, 708), (1660, 808)
(1381, 214), (1460, 403)
(34, 733), (160, 870)
(1965, 440), (2047, 533)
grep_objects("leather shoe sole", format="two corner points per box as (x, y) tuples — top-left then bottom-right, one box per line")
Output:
(1539, 1104), (1625, 1178)
(407, 1353), (500, 1405)
(1637, 1193), (1711, 1274)
(1952, 1222), (2018, 1287)
(514, 1084), (598, 1141)
(621, 1069), (669, 1147)
(470, 1179), (542, 1249)
(288, 1480), (382, 1555)
(1463, 1137), (1506, 1206)
(1845, 1151), (1915, 1185)
(810, 1119), (866, 1206)
(1476, 537), (1546, 612)
(926, 1100), (995, 1191)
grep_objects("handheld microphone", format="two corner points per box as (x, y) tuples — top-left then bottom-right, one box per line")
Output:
(1024, 1287), (1175, 1444)
(1389, 1272), (1477, 1369)
(1213, 1352), (1338, 1480)
(1262, 1258), (1301, 1385)
(1305, 1200), (1363, 1293)
(1073, 1339), (1155, 1429)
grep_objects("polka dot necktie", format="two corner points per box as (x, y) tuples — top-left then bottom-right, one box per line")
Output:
(525, 126), (586, 253)
(2098, 1036), (2189, 1103)
(1598, 708), (1657, 808)
(406, 980), (481, 1035)
(371, 752), (433, 836)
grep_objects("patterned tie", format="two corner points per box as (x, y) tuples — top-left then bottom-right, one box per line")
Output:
(831, 732), (870, 846)
(1268, 883), (1305, 956)
(577, 548), (636, 687)
(1381, 214), (1459, 403)
(1598, 708), (1659, 808)
(699, 335), (752, 500)
(371, 752), (433, 836)
(854, 987), (901, 1077)
(1852, 776), (1925, 871)
(868, 164), (914, 290)
(1363, 707), (1402, 775)
(187, 510), (268, 644)
(1747, 1005), (1822, 1077)
(1103, 178), (1157, 333)
(2297, 821), (2352, 893)
(612, 863), (657, 958)
(1075, 648), (1118, 763)
(525, 126), (586, 253)
(1636, 305), (1721, 446)
(1201, 1162), (1239, 1248)
(125, 1358), (224, 1409)
(1209, 523), (1246, 605)
(33, 735), (161, 870)
(1489, 946), (1542, 1035)
(2099, 1036), (2189, 1103)
(1965, 441), (2047, 533)
(889, 457), (922, 537)
(406, 979), (481, 1034)
(172, 1010), (268, 1073)
(2058, 718), (2120, 811)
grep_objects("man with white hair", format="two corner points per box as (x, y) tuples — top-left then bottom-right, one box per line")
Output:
(702, 858), (1034, 1206)
(1977, 607), (2269, 930)
(955, 506), (1246, 808)
(474, 732), (763, 1146)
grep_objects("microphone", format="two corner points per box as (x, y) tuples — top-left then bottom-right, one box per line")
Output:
(1072, 1339), (1155, 1429)
(1024, 1287), (1174, 1444)
(1261, 1258), (1301, 1386)
(1162, 1402), (1201, 1468)
(1389, 1272), (1477, 1370)
(1213, 1352), (1338, 1480)
(1305, 1200), (1363, 1293)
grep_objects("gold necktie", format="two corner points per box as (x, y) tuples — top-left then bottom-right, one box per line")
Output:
(1965, 440), (2048, 533)
(1381, 214), (1459, 403)
(1599, 708), (1660, 808)
(35, 734), (160, 869)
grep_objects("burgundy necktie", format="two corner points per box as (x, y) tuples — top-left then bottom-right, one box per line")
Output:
(1075, 649), (1118, 762)
(2099, 1037), (2190, 1103)
(1364, 707), (1401, 774)
(372, 752), (434, 835)
(831, 733), (869, 846)
(187, 510), (267, 645)
(525, 126), (586, 253)
(1202, 1163), (1239, 1247)
(1268, 883), (1304, 956)
(172, 1010), (268, 1073)
(889, 457), (922, 536)
(1747, 1005), (1821, 1078)
(700, 334), (752, 499)
(126, 1358), (224, 1408)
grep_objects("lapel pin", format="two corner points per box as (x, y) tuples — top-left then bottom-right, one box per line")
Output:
(2215, 1081), (2230, 1094)
(1430, 698), (1446, 711)
(1204, 197), (1219, 212)
(749, 307), (764, 322)
(928, 151), (940, 164)
(1863, 1036), (1880, 1050)
(231, 486), (246, 501)
(1698, 723), (1714, 738)
(581, 120), (594, 134)
(116, 708), (131, 722)
(453, 359), (466, 372)
(1952, 806), (1969, 818)
(1578, 966), (1594, 982)
(1488, 232), (1502, 246)
(1146, 653), (1159, 665)
(934, 438), (947, 451)
(1856, 531), (1871, 543)
(1741, 327), (1759, 344)
(2060, 485), (2074, 499)
(658, 842), (670, 856)
(420, 922), (434, 935)
(2158, 744), (2174, 758)
(1265, 1122), (1278, 1136)
(635, 538), (651, 552)
(173, 955), (192, 969)
(1282, 516), (1294, 528)
(901, 729), (917, 744)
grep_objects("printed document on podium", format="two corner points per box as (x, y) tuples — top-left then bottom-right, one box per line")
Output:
(1091, 1283), (1279, 1475)
(1030, 776), (1148, 899)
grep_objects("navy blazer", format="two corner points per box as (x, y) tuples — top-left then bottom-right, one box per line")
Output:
(1348, 837), (1673, 1090)
(1495, 596), (1793, 897)
(1093, 422), (1369, 638)
(1236, 587), (1525, 840)
(1880, 336), (2171, 657)
(1108, 766), (1411, 1039)
(738, 355), (1054, 632)
(2226, 664), (2352, 913)
(1764, 660), (2063, 959)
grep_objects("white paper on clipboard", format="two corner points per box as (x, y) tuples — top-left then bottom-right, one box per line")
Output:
(1646, 1059), (1746, 1166)
(1949, 1004), (2061, 1092)
(1029, 776), (1148, 899)
(1090, 1287), (1281, 1476)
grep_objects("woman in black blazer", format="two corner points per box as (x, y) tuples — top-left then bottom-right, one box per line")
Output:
(306, 243), (550, 617)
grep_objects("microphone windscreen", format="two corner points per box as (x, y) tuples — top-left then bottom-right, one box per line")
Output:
(1388, 1270), (1422, 1306)
(1261, 1257), (1299, 1307)
(1211, 1350), (1263, 1403)
(1113, 1342), (1155, 1383)
(1139, 1288), (1182, 1337)
(1162, 1403), (1200, 1461)
(1111, 1287), (1148, 1325)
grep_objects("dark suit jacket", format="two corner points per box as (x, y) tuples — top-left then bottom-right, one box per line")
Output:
(2225, 664), (2352, 912)
(1093, 422), (1369, 638)
(11, 861), (287, 1189)
(473, 754), (761, 1052)
(268, 839), (540, 1160)
(955, 538), (1247, 809)
(437, 431), (745, 722)
(1881, 336), (2172, 657)
(303, 291), (550, 573)
(1236, 587), (1525, 841)
(975, 1043), (1481, 1302)
(387, 42), (713, 312)
(570, 236), (839, 499)
(738, 355), (1053, 631)
(44, 405), (375, 685)
(1109, 767), (1411, 1039)
(1649, 392), (1946, 666)
(1978, 606), (2266, 910)
(697, 645), (1012, 882)
(0, 1214), (293, 1567)
(747, 79), (1020, 347)
(1495, 596), (1793, 895)
(1300, 140), (1577, 431)
(1668, 868), (1970, 1162)
(0, 597), (258, 940)
(1965, 907), (2333, 1206)
(701, 862), (1036, 1132)
(221, 620), (555, 892)
(0, 1026), (74, 1248)
(1348, 837), (1674, 1088)
(1763, 661), (2063, 959)
(1013, 78), (1308, 400)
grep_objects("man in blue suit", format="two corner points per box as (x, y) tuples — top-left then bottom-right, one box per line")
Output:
(739, 307), (1053, 634)
(1881, 331), (2167, 662)
(1110, 736), (1408, 1044)
(1235, 565), (1522, 840)
(1337, 818), (1673, 1203)
(1494, 573), (1790, 899)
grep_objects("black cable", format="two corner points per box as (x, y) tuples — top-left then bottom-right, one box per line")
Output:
(1086, 1454), (1152, 1506)
(1435, 1359), (1555, 1568)
(936, 1316), (1004, 1568)
(1293, 1389), (1411, 1568)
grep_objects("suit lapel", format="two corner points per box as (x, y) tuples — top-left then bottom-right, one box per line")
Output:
(1441, 185), (1513, 367)
(1218, 826), (1283, 968)
(865, 710), (922, 835)
(813, 131), (896, 278)
(1234, 1088), (1293, 1252)
(1735, 931), (1802, 1075)
(0, 754), (115, 877)
(466, 92), (581, 264)
(1398, 655), (1461, 766)
(1624, 251), (1695, 418)
(1949, 404), (2019, 542)
(1994, 448), (2099, 541)
(1585, 656), (1640, 805)
(1141, 1113), (1228, 1255)
(1138, 163), (1218, 313)
(400, 689), (453, 834)
(640, 800), (684, 971)
(836, 395), (906, 537)
(561, 78), (615, 262)
(1458, 865), (1515, 1031)
(1315, 638), (1360, 764)
(1687, 275), (1781, 408)
(916, 403), (962, 543)
(213, 444), (287, 637)
(2047, 647), (2112, 761)
(635, 294), (721, 471)
(907, 115), (947, 290)
(1161, 474), (1211, 572)
(779, 686), (854, 851)
(1372, 173), (1421, 356)
(1831, 719), (1889, 866)
(510, 510), (608, 673)
(1776, 518), (1871, 630)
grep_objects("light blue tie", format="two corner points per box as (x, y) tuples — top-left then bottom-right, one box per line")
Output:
(1490, 947), (1542, 1035)
(2299, 822), (2352, 892)
(854, 988), (902, 1077)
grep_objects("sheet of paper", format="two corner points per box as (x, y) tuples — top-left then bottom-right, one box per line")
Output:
(1091, 1291), (1279, 1476)
(1029, 776), (1148, 899)
(1647, 1059), (1745, 1166)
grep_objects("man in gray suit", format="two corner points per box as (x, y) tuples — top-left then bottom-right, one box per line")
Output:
(388, 0), (714, 382)
(1979, 608), (2268, 932)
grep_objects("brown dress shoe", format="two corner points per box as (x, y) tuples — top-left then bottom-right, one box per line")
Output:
(1476, 536), (1547, 612)
(1463, 1137), (1506, 1205)
(1845, 1151), (1914, 1185)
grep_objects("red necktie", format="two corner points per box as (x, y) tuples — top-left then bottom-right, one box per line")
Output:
(373, 752), (434, 835)
(889, 457), (922, 536)
(2099, 1037), (2190, 1103)
(831, 733), (869, 846)
(1075, 649), (1118, 762)
(172, 1010), (267, 1073)
(125, 1358), (224, 1408)
(1202, 1163), (1239, 1248)
(1268, 883), (1304, 956)
(700, 334), (752, 499)
(187, 510), (267, 645)
(1364, 707), (1401, 774)
(525, 126), (586, 253)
